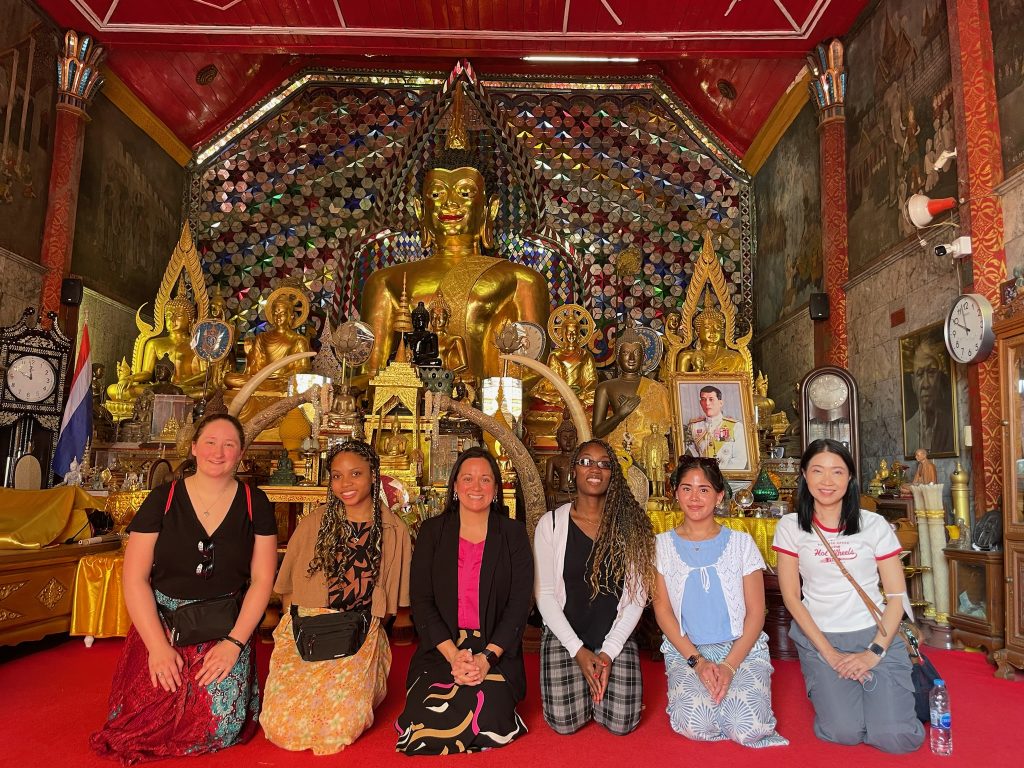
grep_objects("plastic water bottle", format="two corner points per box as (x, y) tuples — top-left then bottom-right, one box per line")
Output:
(929, 678), (952, 756)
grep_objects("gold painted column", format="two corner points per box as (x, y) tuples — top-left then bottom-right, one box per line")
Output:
(38, 30), (105, 317)
(947, 0), (1005, 511)
(806, 40), (850, 368)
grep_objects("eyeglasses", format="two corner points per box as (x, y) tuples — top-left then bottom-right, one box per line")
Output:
(196, 538), (215, 579)
(576, 457), (613, 470)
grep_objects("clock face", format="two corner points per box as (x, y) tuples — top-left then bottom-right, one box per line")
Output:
(6, 354), (57, 403)
(944, 294), (995, 364)
(807, 373), (849, 411)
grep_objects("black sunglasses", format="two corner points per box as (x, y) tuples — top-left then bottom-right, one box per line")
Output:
(576, 457), (613, 470)
(196, 538), (215, 579)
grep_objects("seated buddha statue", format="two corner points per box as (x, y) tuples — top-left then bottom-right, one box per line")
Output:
(380, 418), (411, 471)
(108, 296), (206, 400)
(429, 289), (469, 376)
(405, 301), (442, 368)
(659, 310), (686, 381)
(359, 85), (550, 383)
(224, 286), (311, 392)
(678, 303), (746, 375)
(592, 325), (672, 465)
(529, 313), (597, 408)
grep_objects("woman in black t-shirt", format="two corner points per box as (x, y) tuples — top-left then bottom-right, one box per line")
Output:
(91, 414), (277, 764)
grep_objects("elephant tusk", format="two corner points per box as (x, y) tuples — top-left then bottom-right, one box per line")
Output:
(228, 351), (317, 417)
(500, 353), (591, 441)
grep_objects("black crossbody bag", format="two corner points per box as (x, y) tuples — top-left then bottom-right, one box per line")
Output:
(157, 481), (252, 647)
(291, 604), (370, 662)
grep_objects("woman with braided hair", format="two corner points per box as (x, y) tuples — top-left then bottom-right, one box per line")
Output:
(534, 438), (655, 735)
(262, 441), (411, 754)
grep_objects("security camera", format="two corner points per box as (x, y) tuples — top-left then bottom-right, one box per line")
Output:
(933, 236), (972, 260)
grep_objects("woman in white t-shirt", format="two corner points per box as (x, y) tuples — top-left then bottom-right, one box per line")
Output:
(772, 439), (924, 754)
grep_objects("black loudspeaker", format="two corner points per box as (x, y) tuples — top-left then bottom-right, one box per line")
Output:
(809, 292), (830, 320)
(60, 278), (83, 306)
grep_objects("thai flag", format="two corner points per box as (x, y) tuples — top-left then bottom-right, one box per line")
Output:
(53, 324), (93, 478)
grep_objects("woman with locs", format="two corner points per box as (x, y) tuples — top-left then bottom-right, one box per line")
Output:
(534, 438), (655, 735)
(91, 414), (278, 764)
(262, 441), (411, 754)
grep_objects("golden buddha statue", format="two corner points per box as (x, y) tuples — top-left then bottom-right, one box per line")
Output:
(753, 371), (775, 429)
(678, 301), (747, 374)
(225, 285), (312, 392)
(659, 310), (686, 381)
(429, 289), (469, 377)
(108, 293), (206, 400)
(380, 418), (411, 470)
(359, 84), (550, 383)
(592, 325), (672, 464)
(641, 422), (669, 498)
(529, 309), (597, 408)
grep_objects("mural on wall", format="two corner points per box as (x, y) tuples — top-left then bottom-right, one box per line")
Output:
(993, 0), (1024, 175)
(753, 102), (823, 331)
(73, 95), (185, 309)
(0, 0), (56, 264)
(845, 0), (957, 275)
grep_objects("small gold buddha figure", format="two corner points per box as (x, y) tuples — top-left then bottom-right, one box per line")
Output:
(380, 417), (411, 470)
(225, 286), (312, 392)
(429, 289), (469, 376)
(592, 325), (672, 464)
(753, 371), (775, 429)
(359, 84), (550, 382)
(111, 295), (206, 399)
(678, 301), (746, 375)
(641, 422), (669, 498)
(529, 312), (597, 408)
(659, 310), (686, 381)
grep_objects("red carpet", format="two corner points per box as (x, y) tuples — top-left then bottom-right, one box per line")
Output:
(1, 635), (1019, 767)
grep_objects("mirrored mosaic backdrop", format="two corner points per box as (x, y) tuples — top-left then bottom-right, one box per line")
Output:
(189, 70), (753, 366)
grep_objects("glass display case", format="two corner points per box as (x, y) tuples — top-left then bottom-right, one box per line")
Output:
(944, 547), (1004, 660)
(993, 311), (1024, 679)
(800, 366), (860, 480)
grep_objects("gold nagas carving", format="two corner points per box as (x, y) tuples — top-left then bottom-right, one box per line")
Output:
(36, 577), (67, 610)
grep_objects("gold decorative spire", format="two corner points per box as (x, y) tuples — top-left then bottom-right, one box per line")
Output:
(393, 272), (413, 334)
(445, 81), (469, 150)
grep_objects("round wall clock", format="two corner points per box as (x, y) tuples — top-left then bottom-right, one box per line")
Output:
(806, 372), (850, 411)
(944, 293), (995, 364)
(6, 354), (57, 403)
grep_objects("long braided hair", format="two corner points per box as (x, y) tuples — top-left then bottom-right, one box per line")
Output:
(568, 438), (656, 603)
(307, 441), (384, 583)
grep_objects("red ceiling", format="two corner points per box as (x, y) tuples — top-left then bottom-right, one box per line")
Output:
(32, 0), (869, 155)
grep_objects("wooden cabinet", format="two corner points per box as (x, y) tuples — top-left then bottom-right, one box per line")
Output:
(992, 312), (1024, 679)
(944, 547), (1004, 659)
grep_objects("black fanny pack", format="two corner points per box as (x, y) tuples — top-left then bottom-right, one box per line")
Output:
(291, 604), (369, 662)
(159, 592), (242, 647)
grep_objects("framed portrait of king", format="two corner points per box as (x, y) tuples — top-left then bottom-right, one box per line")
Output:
(899, 322), (959, 459)
(669, 373), (759, 481)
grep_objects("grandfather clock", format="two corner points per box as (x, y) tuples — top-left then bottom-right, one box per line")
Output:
(800, 366), (861, 480)
(0, 308), (73, 487)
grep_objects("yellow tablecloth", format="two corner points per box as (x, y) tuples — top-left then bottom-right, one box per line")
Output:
(648, 508), (778, 568)
(69, 491), (148, 638)
(0, 486), (98, 550)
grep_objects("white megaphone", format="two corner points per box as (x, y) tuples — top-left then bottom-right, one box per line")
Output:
(906, 194), (956, 228)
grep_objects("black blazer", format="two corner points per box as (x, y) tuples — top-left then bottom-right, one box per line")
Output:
(406, 510), (534, 700)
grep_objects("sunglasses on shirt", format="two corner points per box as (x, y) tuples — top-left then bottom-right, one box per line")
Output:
(196, 538), (215, 579)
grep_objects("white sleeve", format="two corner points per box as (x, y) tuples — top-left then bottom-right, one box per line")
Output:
(771, 514), (800, 559)
(533, 509), (584, 658)
(599, 578), (646, 661)
(739, 531), (766, 575)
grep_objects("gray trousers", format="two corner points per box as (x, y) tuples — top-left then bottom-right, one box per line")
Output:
(790, 623), (925, 754)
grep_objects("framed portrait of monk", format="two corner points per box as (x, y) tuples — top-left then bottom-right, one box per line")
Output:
(669, 373), (759, 481)
(899, 322), (959, 459)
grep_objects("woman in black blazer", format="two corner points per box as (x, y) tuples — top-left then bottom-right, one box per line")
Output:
(396, 447), (534, 755)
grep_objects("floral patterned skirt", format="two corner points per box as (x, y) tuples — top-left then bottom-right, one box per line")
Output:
(261, 608), (390, 754)
(396, 629), (527, 755)
(90, 591), (260, 766)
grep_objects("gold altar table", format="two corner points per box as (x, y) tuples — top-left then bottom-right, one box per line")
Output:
(649, 507), (778, 568)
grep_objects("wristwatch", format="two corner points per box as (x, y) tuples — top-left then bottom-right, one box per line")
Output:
(686, 653), (702, 668)
(868, 642), (887, 659)
(481, 649), (499, 667)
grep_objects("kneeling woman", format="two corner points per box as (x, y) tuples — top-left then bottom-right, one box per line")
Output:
(262, 441), (411, 754)
(396, 447), (534, 755)
(534, 439), (654, 735)
(91, 414), (278, 764)
(653, 456), (787, 748)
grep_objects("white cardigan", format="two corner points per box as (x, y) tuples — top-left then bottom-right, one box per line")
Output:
(533, 503), (647, 661)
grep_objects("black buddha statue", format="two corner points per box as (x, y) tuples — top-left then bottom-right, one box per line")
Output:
(405, 301), (442, 368)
